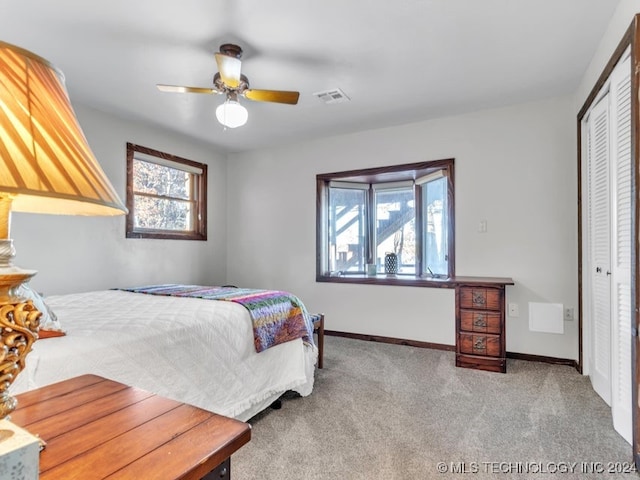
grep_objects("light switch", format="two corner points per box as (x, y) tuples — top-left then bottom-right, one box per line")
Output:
(478, 220), (487, 233)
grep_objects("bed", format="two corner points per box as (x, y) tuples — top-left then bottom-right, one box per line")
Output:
(8, 287), (317, 421)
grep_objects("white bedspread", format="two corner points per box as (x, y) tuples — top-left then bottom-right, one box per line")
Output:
(9, 290), (317, 421)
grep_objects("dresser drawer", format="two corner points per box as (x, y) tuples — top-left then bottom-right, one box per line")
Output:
(460, 310), (501, 334)
(459, 287), (501, 310)
(459, 333), (501, 357)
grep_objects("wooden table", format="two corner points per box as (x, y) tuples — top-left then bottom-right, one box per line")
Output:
(11, 374), (251, 480)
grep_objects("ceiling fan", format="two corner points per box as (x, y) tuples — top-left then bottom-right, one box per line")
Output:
(157, 44), (300, 128)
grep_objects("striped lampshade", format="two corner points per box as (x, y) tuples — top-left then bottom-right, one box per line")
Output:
(0, 41), (126, 216)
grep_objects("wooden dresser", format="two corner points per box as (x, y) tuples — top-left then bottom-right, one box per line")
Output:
(455, 277), (514, 373)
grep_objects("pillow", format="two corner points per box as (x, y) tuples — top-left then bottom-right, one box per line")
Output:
(17, 284), (65, 337)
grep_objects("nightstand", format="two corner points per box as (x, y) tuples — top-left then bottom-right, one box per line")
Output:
(455, 277), (514, 373)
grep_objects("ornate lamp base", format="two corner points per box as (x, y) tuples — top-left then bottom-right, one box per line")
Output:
(0, 201), (42, 419)
(0, 272), (41, 419)
(0, 393), (17, 420)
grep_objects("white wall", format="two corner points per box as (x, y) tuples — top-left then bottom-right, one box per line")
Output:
(227, 95), (578, 359)
(11, 105), (228, 295)
(575, 0), (640, 110)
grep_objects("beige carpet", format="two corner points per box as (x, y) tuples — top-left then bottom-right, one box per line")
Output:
(232, 336), (635, 479)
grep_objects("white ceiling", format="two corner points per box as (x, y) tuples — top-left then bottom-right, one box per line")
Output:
(0, 0), (620, 153)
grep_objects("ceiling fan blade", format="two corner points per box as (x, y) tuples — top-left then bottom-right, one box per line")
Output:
(215, 53), (242, 88)
(244, 89), (300, 105)
(157, 84), (220, 95)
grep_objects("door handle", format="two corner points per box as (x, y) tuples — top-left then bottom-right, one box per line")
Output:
(606, 271), (611, 276)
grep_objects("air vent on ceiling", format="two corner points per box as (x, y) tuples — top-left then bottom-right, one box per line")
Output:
(313, 88), (350, 104)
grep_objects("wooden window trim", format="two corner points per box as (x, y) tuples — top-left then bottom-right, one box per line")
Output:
(126, 143), (207, 241)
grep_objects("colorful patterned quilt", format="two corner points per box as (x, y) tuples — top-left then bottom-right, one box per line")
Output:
(118, 284), (315, 353)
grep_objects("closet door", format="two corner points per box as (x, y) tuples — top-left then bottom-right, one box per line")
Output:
(587, 93), (612, 405)
(610, 55), (632, 444)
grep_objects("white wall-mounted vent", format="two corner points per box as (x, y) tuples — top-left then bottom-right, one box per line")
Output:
(313, 88), (351, 104)
(529, 302), (564, 334)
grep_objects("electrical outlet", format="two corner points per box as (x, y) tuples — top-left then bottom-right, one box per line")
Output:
(508, 303), (519, 317)
(564, 307), (574, 321)
(478, 220), (487, 233)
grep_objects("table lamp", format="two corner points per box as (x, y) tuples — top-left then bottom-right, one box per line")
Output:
(0, 41), (126, 418)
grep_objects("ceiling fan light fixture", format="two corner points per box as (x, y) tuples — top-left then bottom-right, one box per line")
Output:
(216, 98), (248, 128)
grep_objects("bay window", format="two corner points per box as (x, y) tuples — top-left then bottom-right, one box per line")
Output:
(317, 159), (454, 284)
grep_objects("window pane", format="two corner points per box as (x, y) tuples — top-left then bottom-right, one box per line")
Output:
(134, 195), (192, 231)
(328, 188), (366, 273)
(133, 159), (191, 200)
(375, 189), (415, 274)
(422, 177), (448, 276)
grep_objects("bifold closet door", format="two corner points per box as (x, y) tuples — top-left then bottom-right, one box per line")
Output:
(587, 93), (612, 407)
(585, 53), (633, 445)
(579, 13), (639, 462)
(609, 55), (632, 444)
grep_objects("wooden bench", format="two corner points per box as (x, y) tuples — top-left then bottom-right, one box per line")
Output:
(309, 313), (324, 369)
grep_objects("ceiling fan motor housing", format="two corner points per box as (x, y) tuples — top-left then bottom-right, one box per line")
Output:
(219, 44), (243, 59)
(213, 73), (249, 93)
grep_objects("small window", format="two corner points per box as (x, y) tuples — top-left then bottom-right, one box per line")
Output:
(317, 159), (454, 284)
(126, 143), (207, 240)
(328, 183), (367, 272)
(418, 171), (449, 277)
(373, 182), (416, 275)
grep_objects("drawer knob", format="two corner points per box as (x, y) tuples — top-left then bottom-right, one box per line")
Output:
(473, 315), (486, 328)
(474, 337), (486, 350)
(472, 292), (485, 306)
